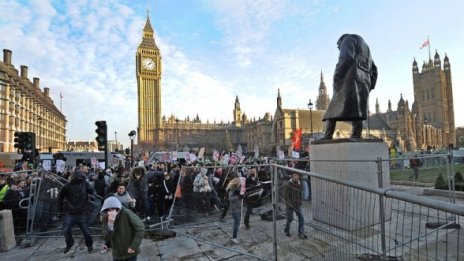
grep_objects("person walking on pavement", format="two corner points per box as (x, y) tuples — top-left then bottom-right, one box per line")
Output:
(57, 170), (96, 254)
(283, 172), (308, 239)
(226, 177), (242, 244)
(101, 196), (145, 261)
(244, 168), (260, 229)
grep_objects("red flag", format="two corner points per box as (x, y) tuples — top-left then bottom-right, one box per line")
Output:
(291, 128), (302, 151)
(420, 40), (429, 49)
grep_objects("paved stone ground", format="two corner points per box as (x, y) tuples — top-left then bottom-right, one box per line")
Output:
(1, 185), (463, 260)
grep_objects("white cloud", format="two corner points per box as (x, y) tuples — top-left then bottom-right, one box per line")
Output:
(2, 0), (464, 150)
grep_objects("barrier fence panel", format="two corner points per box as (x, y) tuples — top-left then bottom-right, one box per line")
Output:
(164, 164), (276, 260)
(276, 160), (464, 261)
(3, 156), (464, 260)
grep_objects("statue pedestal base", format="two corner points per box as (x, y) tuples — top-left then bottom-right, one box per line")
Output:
(311, 139), (390, 231)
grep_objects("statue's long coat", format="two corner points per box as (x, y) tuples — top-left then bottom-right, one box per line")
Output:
(323, 34), (378, 121)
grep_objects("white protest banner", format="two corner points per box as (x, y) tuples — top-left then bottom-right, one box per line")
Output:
(236, 145), (243, 157)
(138, 160), (145, 167)
(230, 153), (238, 164)
(189, 153), (197, 162)
(56, 160), (66, 173)
(222, 154), (230, 165)
(99, 161), (105, 169)
(292, 150), (300, 159)
(162, 153), (170, 162)
(170, 151), (178, 161)
(91, 157), (98, 169)
(254, 144), (259, 158)
(198, 147), (205, 159)
(42, 160), (52, 171)
(212, 150), (219, 161)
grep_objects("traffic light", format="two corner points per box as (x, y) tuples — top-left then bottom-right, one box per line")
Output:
(24, 132), (35, 151)
(14, 131), (27, 152)
(95, 121), (107, 151)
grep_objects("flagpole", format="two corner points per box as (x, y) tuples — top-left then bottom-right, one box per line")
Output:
(427, 35), (431, 62)
(60, 92), (63, 112)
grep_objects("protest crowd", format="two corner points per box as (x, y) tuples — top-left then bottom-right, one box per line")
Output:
(0, 148), (312, 256)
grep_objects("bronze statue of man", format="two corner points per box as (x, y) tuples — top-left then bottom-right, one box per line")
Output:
(322, 34), (378, 139)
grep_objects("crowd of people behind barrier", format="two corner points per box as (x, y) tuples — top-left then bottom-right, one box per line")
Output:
(0, 157), (313, 245)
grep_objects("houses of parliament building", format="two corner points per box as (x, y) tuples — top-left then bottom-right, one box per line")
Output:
(137, 13), (460, 156)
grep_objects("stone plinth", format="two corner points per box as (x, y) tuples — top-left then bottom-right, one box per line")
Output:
(0, 210), (16, 252)
(311, 139), (391, 231)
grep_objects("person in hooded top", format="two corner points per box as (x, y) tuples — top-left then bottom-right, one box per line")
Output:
(101, 196), (145, 261)
(57, 170), (96, 254)
(127, 166), (149, 220)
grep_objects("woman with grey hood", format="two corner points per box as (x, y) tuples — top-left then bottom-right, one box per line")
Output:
(101, 196), (145, 260)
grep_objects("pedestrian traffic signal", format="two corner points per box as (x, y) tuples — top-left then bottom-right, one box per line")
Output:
(14, 132), (26, 152)
(14, 132), (35, 153)
(95, 121), (107, 151)
(24, 132), (35, 151)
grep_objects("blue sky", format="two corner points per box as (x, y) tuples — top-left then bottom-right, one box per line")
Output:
(1, 0), (463, 147)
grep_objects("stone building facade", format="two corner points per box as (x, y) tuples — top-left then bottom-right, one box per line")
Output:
(373, 52), (456, 151)
(0, 49), (66, 153)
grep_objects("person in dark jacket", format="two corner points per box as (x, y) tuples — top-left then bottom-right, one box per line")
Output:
(160, 171), (176, 220)
(283, 172), (307, 239)
(244, 168), (261, 229)
(57, 170), (96, 254)
(127, 166), (149, 220)
(323, 34), (378, 139)
(181, 168), (194, 215)
(101, 196), (145, 261)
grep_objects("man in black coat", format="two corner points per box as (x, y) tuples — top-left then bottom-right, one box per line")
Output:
(323, 34), (378, 139)
(57, 171), (96, 254)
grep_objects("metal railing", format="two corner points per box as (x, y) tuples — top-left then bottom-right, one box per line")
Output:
(5, 156), (464, 260)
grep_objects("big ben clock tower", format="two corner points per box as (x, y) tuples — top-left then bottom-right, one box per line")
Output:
(136, 12), (162, 147)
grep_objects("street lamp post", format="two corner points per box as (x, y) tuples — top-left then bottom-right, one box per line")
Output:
(128, 130), (136, 168)
(424, 118), (428, 150)
(37, 116), (42, 151)
(115, 131), (118, 152)
(307, 99), (314, 140)
(176, 118), (179, 151)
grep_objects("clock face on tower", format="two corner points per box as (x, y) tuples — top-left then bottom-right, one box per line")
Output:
(142, 57), (156, 70)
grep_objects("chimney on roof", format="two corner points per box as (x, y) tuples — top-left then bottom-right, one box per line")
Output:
(33, 77), (40, 89)
(20, 65), (28, 79)
(3, 49), (12, 65)
(44, 87), (49, 97)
